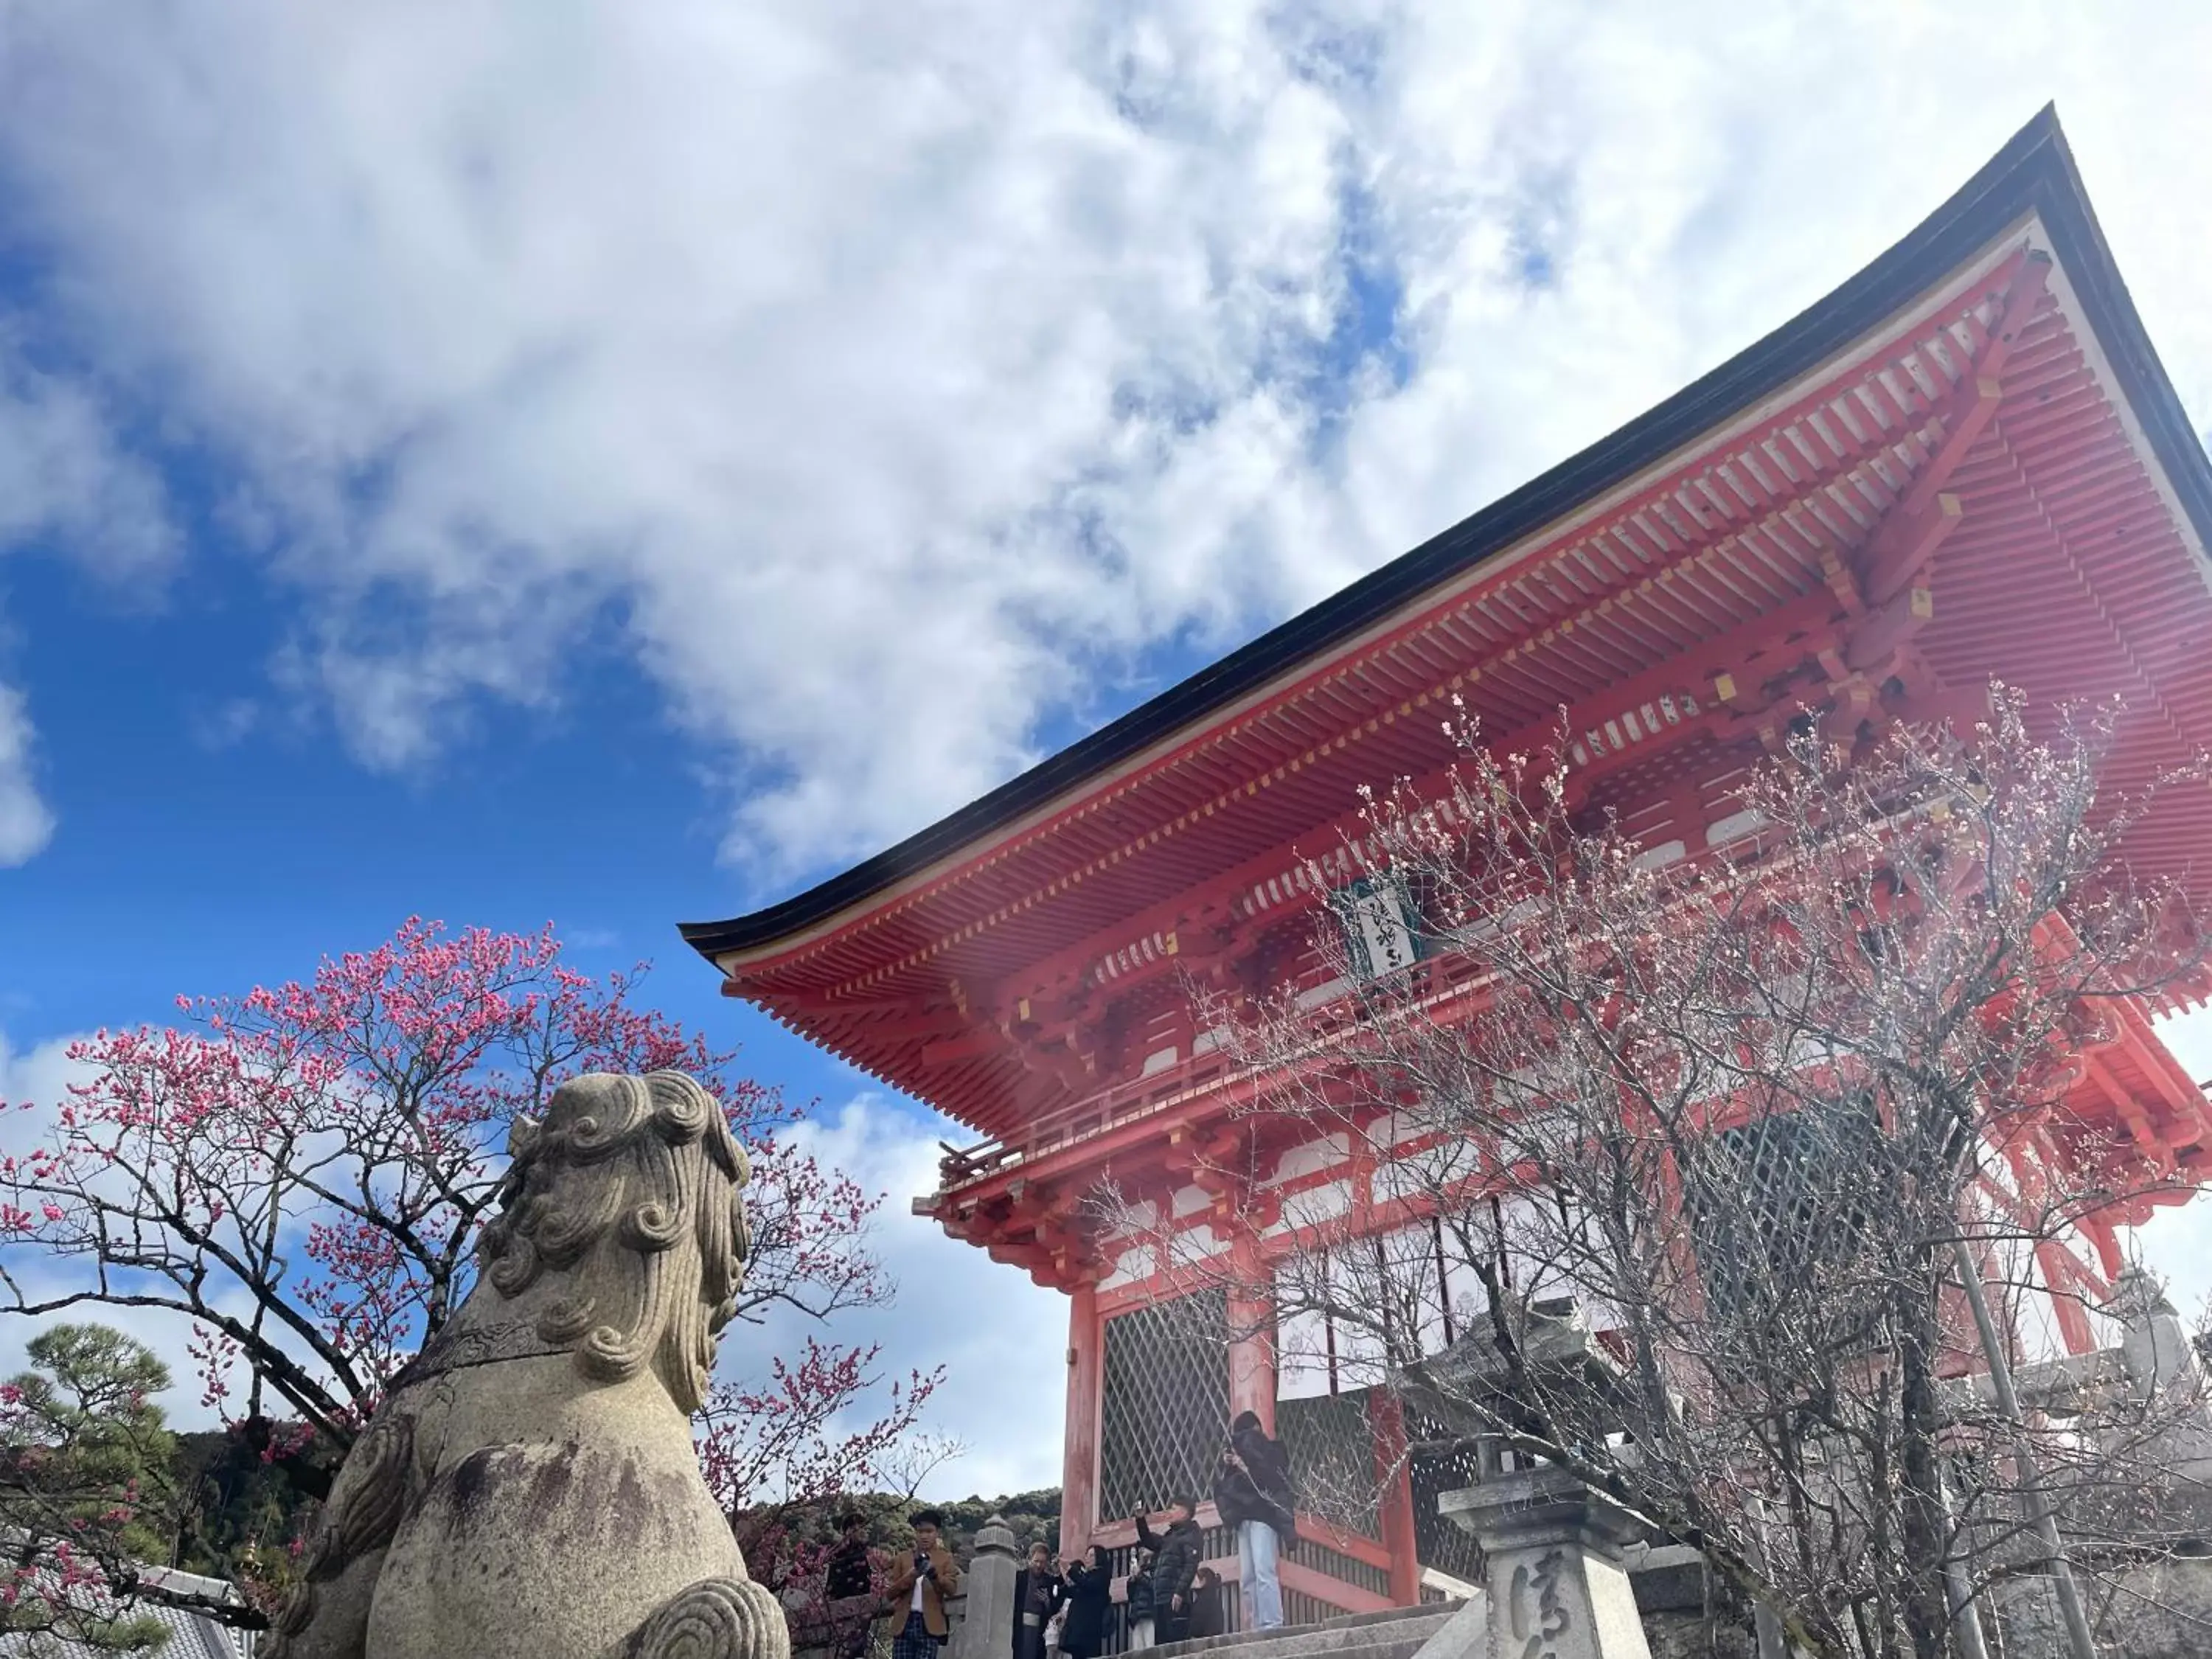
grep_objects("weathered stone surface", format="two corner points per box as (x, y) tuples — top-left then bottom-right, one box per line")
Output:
(1994, 1553), (2212, 1659)
(1441, 1472), (1655, 1659)
(1147, 1602), (1455, 1659)
(950, 1515), (1018, 1659)
(1624, 1547), (1707, 1615)
(266, 1071), (787, 1659)
(1403, 1591), (1489, 1659)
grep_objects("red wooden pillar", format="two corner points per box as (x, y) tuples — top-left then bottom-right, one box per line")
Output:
(1225, 1232), (1276, 1433)
(1062, 1280), (1102, 1557)
(1366, 1390), (1422, 1607)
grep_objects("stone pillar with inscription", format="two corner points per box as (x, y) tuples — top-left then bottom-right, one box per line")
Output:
(1439, 1470), (1655, 1659)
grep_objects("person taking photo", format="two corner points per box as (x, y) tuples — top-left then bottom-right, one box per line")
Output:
(888, 1507), (963, 1659)
(1211, 1411), (1295, 1632)
(1131, 1497), (1203, 1644)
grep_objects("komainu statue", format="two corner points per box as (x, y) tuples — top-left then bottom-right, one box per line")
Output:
(266, 1071), (791, 1659)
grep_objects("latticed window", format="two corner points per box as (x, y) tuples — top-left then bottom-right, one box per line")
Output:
(1688, 1101), (1883, 1346)
(1098, 1288), (1229, 1519)
(1405, 1406), (1486, 1583)
(1276, 1389), (1381, 1537)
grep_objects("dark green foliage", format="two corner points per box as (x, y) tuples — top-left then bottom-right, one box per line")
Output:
(166, 1421), (335, 1585)
(0, 1324), (181, 1565)
(0, 1324), (186, 1649)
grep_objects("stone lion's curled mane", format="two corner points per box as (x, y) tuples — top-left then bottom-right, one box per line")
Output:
(476, 1070), (750, 1413)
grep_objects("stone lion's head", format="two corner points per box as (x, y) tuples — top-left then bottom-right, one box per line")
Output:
(476, 1070), (749, 1413)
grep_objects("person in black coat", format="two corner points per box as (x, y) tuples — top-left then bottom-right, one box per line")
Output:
(1132, 1497), (1202, 1644)
(1012, 1542), (1065, 1659)
(1121, 1547), (1157, 1651)
(1211, 1411), (1295, 1632)
(1058, 1546), (1113, 1659)
(1186, 1567), (1227, 1640)
(824, 1511), (876, 1658)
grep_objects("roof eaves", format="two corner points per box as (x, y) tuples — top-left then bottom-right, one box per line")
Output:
(680, 103), (2212, 966)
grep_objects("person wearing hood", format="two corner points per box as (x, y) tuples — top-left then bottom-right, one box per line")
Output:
(1131, 1498), (1202, 1644)
(1121, 1545), (1157, 1651)
(1211, 1410), (1295, 1631)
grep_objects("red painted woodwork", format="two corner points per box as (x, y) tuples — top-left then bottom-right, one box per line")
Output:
(698, 147), (2212, 1615)
(1226, 1235), (1277, 1436)
(712, 239), (2212, 1158)
(1366, 1391), (1422, 1609)
(1062, 1281), (1100, 1557)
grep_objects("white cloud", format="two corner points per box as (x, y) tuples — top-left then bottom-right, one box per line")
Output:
(4, 6), (2204, 874)
(0, 684), (55, 868)
(0, 338), (176, 865)
(719, 1093), (1068, 1499)
(0, 1034), (218, 1414)
(0, 337), (173, 581)
(0, 1030), (93, 1121)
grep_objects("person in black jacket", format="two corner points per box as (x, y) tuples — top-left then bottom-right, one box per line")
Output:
(824, 1511), (877, 1658)
(1186, 1567), (1227, 1640)
(1132, 1497), (1202, 1644)
(1012, 1543), (1065, 1659)
(1121, 1547), (1157, 1651)
(1211, 1411), (1295, 1631)
(1058, 1546), (1113, 1659)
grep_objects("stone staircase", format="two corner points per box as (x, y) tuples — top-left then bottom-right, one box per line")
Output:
(1144, 1599), (1478, 1659)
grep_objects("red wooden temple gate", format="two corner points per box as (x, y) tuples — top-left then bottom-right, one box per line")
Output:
(686, 111), (2212, 1625)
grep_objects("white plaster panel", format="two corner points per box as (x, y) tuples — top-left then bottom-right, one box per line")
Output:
(1294, 975), (1349, 1011)
(1098, 1242), (1154, 1293)
(1171, 1183), (1214, 1219)
(1373, 1139), (1482, 1204)
(1262, 1132), (1350, 1186)
(1178, 1223), (1232, 1260)
(1109, 1200), (1159, 1239)
(1276, 1177), (1352, 1231)
(1706, 808), (1767, 846)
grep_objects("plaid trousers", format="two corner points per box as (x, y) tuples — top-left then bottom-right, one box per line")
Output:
(892, 1610), (943, 1659)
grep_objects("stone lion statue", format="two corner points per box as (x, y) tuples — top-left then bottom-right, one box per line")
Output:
(266, 1071), (791, 1659)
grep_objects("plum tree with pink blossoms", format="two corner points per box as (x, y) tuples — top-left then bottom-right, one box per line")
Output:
(0, 920), (942, 1555)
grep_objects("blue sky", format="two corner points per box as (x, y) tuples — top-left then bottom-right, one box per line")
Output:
(5, 4), (2212, 1496)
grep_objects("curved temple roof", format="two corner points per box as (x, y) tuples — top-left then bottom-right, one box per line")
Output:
(683, 108), (2212, 970)
(683, 108), (2212, 1148)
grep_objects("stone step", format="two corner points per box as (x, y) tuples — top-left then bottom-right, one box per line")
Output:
(1146, 1600), (1459, 1659)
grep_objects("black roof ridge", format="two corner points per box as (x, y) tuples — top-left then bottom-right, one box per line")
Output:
(682, 104), (2212, 964)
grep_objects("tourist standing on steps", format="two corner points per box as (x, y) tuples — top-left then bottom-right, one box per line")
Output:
(1058, 1545), (1113, 1659)
(888, 1507), (963, 1659)
(1012, 1542), (1064, 1659)
(826, 1509), (877, 1659)
(1186, 1567), (1227, 1639)
(1122, 1545), (1157, 1651)
(1132, 1496), (1203, 1645)
(1212, 1410), (1295, 1632)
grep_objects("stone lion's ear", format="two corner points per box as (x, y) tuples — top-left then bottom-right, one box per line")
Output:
(508, 1116), (543, 1160)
